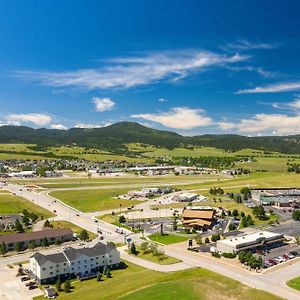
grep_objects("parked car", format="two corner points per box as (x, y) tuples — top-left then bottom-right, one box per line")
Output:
(25, 281), (36, 287)
(21, 276), (30, 282)
(290, 251), (299, 256)
(28, 285), (38, 290)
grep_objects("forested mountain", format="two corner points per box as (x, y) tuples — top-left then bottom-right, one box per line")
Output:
(0, 122), (300, 154)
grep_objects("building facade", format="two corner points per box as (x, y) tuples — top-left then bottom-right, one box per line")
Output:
(216, 231), (285, 253)
(30, 242), (120, 283)
(0, 228), (73, 252)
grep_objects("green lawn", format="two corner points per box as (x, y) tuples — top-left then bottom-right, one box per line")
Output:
(49, 221), (97, 240)
(50, 189), (143, 212)
(0, 194), (54, 219)
(286, 277), (300, 291)
(33, 261), (282, 300)
(148, 233), (190, 245)
(130, 245), (182, 265)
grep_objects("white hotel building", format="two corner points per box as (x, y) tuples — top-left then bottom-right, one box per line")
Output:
(30, 242), (120, 283)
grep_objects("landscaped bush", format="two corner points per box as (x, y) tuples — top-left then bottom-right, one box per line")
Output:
(222, 252), (237, 259)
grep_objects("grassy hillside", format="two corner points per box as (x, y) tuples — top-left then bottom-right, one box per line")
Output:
(1, 121), (300, 154)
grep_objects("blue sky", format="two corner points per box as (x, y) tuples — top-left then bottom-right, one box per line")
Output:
(1, 0), (300, 136)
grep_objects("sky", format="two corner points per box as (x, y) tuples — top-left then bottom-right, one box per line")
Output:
(1, 0), (300, 136)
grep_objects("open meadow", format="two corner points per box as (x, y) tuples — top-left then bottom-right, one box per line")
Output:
(33, 261), (282, 300)
(0, 193), (54, 218)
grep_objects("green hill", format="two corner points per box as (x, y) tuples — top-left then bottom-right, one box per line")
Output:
(1, 122), (300, 154)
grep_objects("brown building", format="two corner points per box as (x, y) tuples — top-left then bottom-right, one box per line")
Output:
(182, 207), (214, 230)
(0, 228), (73, 251)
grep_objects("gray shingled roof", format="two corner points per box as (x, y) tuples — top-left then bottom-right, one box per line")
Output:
(32, 242), (116, 266)
(63, 242), (114, 261)
(31, 252), (66, 266)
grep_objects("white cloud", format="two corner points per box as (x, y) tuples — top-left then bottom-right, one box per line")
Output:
(131, 107), (213, 129)
(6, 113), (52, 126)
(158, 98), (168, 102)
(92, 97), (115, 112)
(219, 113), (300, 135)
(13, 50), (247, 90)
(227, 66), (277, 78)
(50, 123), (67, 130)
(288, 98), (300, 109)
(226, 39), (278, 50)
(74, 121), (112, 128)
(237, 82), (300, 94)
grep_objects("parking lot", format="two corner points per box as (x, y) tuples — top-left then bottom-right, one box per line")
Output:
(0, 265), (42, 300)
(125, 217), (174, 234)
(255, 243), (300, 268)
(268, 221), (300, 237)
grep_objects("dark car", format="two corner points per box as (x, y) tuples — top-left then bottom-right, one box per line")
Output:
(53, 210), (57, 213)
(28, 285), (38, 290)
(21, 276), (30, 281)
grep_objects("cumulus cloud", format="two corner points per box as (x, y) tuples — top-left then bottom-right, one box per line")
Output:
(50, 123), (67, 130)
(74, 121), (112, 128)
(131, 107), (213, 129)
(219, 113), (300, 135)
(6, 113), (52, 126)
(13, 50), (247, 91)
(237, 82), (300, 94)
(93, 97), (115, 112)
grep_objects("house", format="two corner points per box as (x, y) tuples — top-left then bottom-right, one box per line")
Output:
(30, 242), (120, 283)
(216, 231), (284, 254)
(0, 228), (73, 252)
(182, 207), (215, 230)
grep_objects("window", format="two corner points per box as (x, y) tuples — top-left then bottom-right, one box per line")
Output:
(50, 272), (53, 275)
(42, 267), (46, 271)
(91, 258), (93, 261)
(50, 266), (53, 269)
(64, 262), (67, 265)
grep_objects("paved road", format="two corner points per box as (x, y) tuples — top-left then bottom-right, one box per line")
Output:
(164, 243), (300, 300)
(5, 182), (300, 300)
(6, 183), (129, 244)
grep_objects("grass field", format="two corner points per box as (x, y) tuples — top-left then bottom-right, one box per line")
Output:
(130, 245), (182, 265)
(49, 221), (97, 240)
(286, 277), (300, 291)
(148, 233), (190, 245)
(33, 261), (282, 300)
(12, 173), (227, 188)
(2, 142), (300, 173)
(0, 194), (54, 218)
(50, 189), (143, 212)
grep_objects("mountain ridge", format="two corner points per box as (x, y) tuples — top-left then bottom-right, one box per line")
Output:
(1, 122), (300, 154)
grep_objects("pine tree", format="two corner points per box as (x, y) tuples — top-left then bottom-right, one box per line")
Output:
(0, 242), (6, 256)
(29, 240), (36, 250)
(15, 219), (23, 233)
(14, 241), (22, 253)
(96, 272), (102, 281)
(63, 280), (71, 293)
(55, 277), (62, 291)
